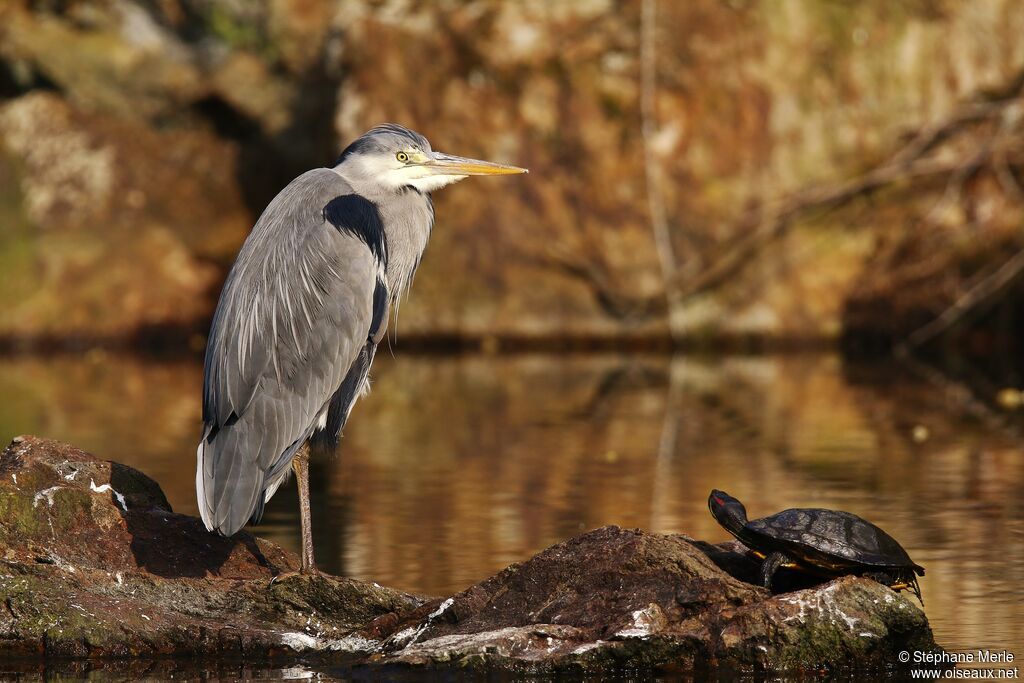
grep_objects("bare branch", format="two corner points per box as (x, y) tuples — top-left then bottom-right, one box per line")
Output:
(531, 245), (666, 320)
(662, 92), (1024, 303)
(668, 150), (1007, 301)
(540, 66), (1024, 329)
(901, 242), (1024, 349)
(640, 0), (682, 333)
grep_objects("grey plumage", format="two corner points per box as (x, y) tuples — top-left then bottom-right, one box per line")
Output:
(198, 169), (384, 534)
(196, 124), (526, 549)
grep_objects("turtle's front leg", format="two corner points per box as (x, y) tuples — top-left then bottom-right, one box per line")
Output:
(759, 551), (792, 591)
(863, 571), (895, 586)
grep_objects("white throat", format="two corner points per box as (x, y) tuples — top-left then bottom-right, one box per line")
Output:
(336, 154), (466, 195)
(403, 174), (466, 193)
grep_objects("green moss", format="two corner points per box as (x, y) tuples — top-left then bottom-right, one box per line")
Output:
(203, 6), (279, 62)
(0, 485), (93, 539)
(774, 620), (871, 668)
(0, 153), (40, 314)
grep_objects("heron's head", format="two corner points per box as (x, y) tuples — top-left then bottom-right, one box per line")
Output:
(333, 123), (527, 195)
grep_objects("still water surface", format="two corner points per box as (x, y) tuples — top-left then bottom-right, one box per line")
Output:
(1, 351), (1021, 670)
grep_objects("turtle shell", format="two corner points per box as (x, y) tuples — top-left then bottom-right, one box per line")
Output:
(744, 507), (922, 572)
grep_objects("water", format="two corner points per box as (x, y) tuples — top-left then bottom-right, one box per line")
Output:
(1, 351), (1021, 672)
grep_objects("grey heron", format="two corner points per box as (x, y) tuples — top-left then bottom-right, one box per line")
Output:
(196, 124), (527, 574)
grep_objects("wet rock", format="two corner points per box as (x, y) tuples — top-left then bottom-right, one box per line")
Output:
(0, 436), (941, 675)
(0, 436), (420, 659)
(364, 528), (940, 674)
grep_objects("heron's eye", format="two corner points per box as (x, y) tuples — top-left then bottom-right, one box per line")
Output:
(396, 151), (410, 163)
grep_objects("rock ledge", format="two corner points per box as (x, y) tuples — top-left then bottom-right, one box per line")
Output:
(0, 436), (941, 675)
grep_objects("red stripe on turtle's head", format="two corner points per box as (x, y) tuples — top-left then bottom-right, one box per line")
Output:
(708, 489), (749, 534)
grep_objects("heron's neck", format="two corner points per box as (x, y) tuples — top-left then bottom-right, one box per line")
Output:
(376, 187), (434, 299)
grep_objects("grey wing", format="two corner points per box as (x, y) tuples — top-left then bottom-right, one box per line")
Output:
(309, 274), (390, 457)
(196, 169), (383, 536)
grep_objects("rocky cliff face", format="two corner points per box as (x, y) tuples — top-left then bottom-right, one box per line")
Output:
(0, 435), (942, 675)
(0, 93), (246, 340)
(1, 0), (1022, 344)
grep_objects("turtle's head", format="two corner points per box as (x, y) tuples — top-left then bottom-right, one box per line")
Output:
(708, 490), (749, 536)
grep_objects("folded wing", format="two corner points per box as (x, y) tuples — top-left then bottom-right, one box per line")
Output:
(197, 169), (387, 536)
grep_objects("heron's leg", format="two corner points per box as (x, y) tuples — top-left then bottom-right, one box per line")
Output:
(759, 551), (791, 591)
(292, 443), (317, 574)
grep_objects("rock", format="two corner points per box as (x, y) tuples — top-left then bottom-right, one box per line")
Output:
(361, 526), (939, 674)
(329, 0), (1024, 343)
(1, 0), (1023, 346)
(0, 436), (420, 659)
(208, 51), (297, 135)
(0, 2), (205, 121)
(266, 0), (335, 75)
(0, 1), (293, 129)
(0, 92), (250, 340)
(0, 436), (942, 675)
(2, 0), (1023, 345)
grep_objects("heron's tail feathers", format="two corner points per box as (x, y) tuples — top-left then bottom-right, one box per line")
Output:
(196, 438), (215, 532)
(195, 425), (264, 537)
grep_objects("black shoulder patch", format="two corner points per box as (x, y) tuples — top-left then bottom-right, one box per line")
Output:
(323, 195), (389, 265)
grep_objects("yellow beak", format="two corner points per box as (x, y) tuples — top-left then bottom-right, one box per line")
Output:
(425, 152), (528, 176)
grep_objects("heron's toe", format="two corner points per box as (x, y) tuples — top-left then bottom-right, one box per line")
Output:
(268, 567), (320, 588)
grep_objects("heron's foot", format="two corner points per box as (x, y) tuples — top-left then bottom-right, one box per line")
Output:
(268, 567), (320, 588)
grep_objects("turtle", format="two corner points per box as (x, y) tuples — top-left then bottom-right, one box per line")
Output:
(708, 489), (925, 603)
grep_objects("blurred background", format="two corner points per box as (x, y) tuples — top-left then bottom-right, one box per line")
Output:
(1, 0), (1023, 668)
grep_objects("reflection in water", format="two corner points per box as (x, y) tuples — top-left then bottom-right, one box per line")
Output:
(0, 351), (1021, 659)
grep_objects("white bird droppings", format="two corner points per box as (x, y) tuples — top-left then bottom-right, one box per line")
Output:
(571, 641), (603, 655)
(779, 583), (860, 631)
(33, 486), (62, 508)
(89, 480), (128, 511)
(280, 632), (380, 653)
(429, 598), (454, 620)
(281, 632), (319, 650)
